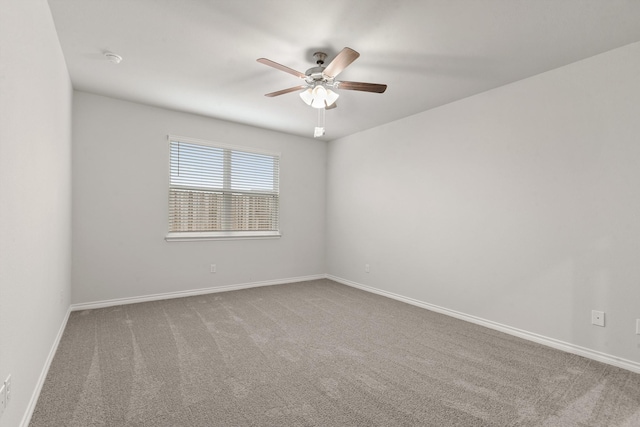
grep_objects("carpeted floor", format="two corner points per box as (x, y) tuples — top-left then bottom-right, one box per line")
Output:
(30, 279), (640, 426)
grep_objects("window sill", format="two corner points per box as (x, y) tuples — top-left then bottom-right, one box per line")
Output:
(165, 231), (281, 242)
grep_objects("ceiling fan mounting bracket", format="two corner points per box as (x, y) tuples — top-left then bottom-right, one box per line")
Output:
(312, 52), (327, 65)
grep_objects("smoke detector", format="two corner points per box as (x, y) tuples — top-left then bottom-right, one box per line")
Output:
(104, 52), (123, 64)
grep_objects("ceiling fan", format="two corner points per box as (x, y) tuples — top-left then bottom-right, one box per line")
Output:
(257, 47), (387, 110)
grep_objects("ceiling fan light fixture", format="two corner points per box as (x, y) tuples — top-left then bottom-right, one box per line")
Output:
(300, 84), (339, 109)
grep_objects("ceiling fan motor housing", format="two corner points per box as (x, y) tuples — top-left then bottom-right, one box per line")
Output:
(306, 52), (331, 83)
(306, 67), (328, 81)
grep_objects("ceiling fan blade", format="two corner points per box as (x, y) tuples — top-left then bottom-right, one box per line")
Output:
(257, 58), (306, 79)
(323, 47), (360, 78)
(337, 81), (387, 93)
(325, 102), (337, 110)
(264, 85), (306, 97)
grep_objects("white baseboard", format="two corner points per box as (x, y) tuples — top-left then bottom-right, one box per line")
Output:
(327, 275), (640, 375)
(70, 274), (326, 311)
(20, 306), (72, 427)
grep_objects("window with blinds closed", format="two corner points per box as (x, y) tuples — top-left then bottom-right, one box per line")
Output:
(167, 137), (280, 240)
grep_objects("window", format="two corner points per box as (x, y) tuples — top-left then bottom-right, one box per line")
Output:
(166, 136), (280, 241)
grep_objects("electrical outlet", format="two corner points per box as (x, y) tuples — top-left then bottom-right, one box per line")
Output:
(210, 264), (216, 273)
(365, 263), (370, 273)
(636, 319), (640, 335)
(591, 310), (605, 327)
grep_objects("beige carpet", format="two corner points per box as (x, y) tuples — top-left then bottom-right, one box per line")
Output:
(30, 279), (640, 426)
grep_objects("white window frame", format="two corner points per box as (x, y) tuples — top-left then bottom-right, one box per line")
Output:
(165, 135), (281, 242)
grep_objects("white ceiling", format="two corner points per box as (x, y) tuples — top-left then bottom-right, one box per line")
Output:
(48, 0), (640, 141)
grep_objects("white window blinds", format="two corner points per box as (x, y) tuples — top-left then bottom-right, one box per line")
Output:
(168, 137), (280, 239)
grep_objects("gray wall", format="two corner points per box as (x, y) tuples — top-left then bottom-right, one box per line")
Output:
(72, 92), (327, 304)
(0, 1), (73, 426)
(326, 42), (640, 364)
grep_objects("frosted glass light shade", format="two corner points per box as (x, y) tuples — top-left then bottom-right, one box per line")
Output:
(299, 88), (313, 105)
(325, 89), (339, 106)
(299, 85), (339, 108)
(311, 86), (327, 108)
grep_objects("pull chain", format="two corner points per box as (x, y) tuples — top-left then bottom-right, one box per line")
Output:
(314, 108), (325, 138)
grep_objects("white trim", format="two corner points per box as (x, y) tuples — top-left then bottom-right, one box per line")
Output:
(165, 230), (281, 242)
(327, 275), (640, 375)
(20, 307), (72, 427)
(70, 274), (326, 311)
